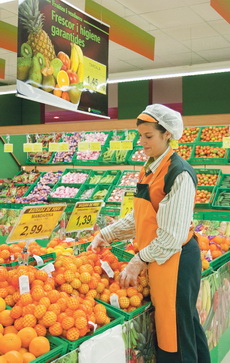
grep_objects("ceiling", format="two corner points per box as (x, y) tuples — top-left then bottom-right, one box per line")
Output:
(1, 0), (230, 86)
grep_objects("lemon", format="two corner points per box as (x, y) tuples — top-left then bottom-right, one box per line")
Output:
(0, 298), (6, 312)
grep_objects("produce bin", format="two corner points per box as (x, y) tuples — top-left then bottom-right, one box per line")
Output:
(195, 168), (222, 187)
(1, 252), (56, 269)
(210, 251), (230, 271)
(26, 149), (54, 165)
(34, 336), (68, 363)
(105, 185), (135, 205)
(60, 305), (125, 352)
(212, 188), (230, 210)
(176, 143), (194, 162)
(178, 126), (201, 143)
(198, 125), (230, 143)
(99, 170), (122, 185)
(190, 143), (230, 165)
(195, 186), (216, 209)
(83, 130), (112, 147)
(91, 184), (113, 201)
(12, 170), (41, 185)
(86, 170), (104, 184)
(74, 148), (103, 166)
(219, 174), (230, 188)
(116, 170), (140, 187)
(76, 184), (96, 201)
(60, 168), (93, 184)
(48, 183), (81, 203)
(128, 146), (148, 165)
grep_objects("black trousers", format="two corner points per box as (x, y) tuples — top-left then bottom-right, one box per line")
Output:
(157, 238), (211, 363)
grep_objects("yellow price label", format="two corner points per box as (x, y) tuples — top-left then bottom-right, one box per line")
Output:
(90, 142), (101, 151)
(33, 143), (43, 152)
(121, 140), (133, 150)
(169, 139), (179, 149)
(4, 144), (13, 153)
(78, 142), (90, 151)
(7, 204), (66, 243)
(120, 190), (135, 219)
(59, 142), (69, 152)
(110, 141), (121, 150)
(23, 143), (33, 152)
(222, 137), (230, 148)
(83, 56), (107, 95)
(49, 143), (59, 152)
(66, 201), (103, 232)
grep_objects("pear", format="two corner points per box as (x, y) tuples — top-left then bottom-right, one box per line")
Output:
(17, 57), (31, 81)
(42, 74), (56, 92)
(50, 58), (63, 80)
(68, 83), (82, 104)
(28, 56), (42, 88)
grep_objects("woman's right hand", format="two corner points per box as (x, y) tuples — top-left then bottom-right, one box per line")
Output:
(87, 231), (109, 252)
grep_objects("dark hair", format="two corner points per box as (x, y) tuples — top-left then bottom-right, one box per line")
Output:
(136, 118), (167, 134)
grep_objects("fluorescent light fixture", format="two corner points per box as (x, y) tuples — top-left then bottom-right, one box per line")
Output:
(108, 60), (230, 83)
(54, 116), (59, 119)
(0, 84), (17, 95)
(0, 0), (15, 4)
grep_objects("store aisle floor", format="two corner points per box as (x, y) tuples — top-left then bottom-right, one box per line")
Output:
(220, 350), (230, 363)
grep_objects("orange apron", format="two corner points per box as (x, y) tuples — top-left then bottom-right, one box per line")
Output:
(134, 149), (194, 353)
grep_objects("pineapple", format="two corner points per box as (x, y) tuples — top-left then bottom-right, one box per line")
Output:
(19, 0), (56, 62)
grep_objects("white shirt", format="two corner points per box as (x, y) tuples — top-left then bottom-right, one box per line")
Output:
(101, 148), (196, 265)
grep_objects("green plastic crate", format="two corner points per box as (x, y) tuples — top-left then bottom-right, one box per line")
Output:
(83, 130), (112, 147)
(61, 168), (93, 184)
(198, 125), (230, 143)
(202, 210), (230, 221)
(105, 185), (135, 205)
(116, 170), (140, 187)
(1, 252), (56, 269)
(195, 186), (216, 209)
(48, 183), (81, 203)
(212, 188), (230, 210)
(12, 170), (41, 185)
(99, 170), (122, 185)
(100, 205), (120, 216)
(128, 146), (148, 165)
(60, 304), (125, 352)
(26, 149), (54, 165)
(87, 170), (104, 184)
(219, 174), (230, 188)
(210, 251), (230, 271)
(77, 184), (96, 201)
(34, 336), (68, 363)
(190, 143), (229, 165)
(195, 168), (222, 187)
(178, 126), (201, 143)
(201, 267), (214, 278)
(38, 171), (63, 186)
(176, 143), (194, 163)
(91, 184), (113, 201)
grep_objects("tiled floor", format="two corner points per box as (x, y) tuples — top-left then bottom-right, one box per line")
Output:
(220, 350), (230, 363)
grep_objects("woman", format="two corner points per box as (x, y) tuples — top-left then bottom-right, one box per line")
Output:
(89, 104), (211, 363)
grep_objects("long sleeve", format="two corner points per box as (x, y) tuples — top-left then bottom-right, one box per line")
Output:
(101, 211), (136, 242)
(139, 171), (196, 265)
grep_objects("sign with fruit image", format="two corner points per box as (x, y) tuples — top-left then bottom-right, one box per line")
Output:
(17, 0), (109, 116)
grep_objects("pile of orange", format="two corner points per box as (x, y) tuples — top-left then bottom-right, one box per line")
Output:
(0, 321), (50, 362)
(0, 242), (47, 265)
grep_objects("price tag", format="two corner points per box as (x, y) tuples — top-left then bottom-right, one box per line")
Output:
(33, 255), (44, 266)
(88, 321), (97, 332)
(121, 140), (133, 150)
(41, 262), (55, 277)
(33, 143), (43, 152)
(83, 56), (107, 95)
(59, 142), (69, 152)
(100, 260), (114, 278)
(49, 143), (59, 152)
(120, 190), (135, 219)
(169, 139), (179, 149)
(110, 141), (121, 150)
(66, 200), (103, 232)
(23, 143), (33, 152)
(19, 275), (30, 295)
(4, 143), (13, 152)
(89, 142), (101, 151)
(78, 142), (90, 151)
(7, 204), (66, 243)
(110, 293), (120, 308)
(222, 137), (230, 148)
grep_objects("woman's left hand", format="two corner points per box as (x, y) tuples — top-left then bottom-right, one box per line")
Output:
(119, 254), (147, 288)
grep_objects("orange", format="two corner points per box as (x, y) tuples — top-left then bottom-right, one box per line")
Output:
(22, 314), (37, 328)
(63, 270), (75, 283)
(4, 326), (18, 334)
(48, 322), (62, 336)
(60, 283), (73, 294)
(22, 352), (36, 363)
(34, 305), (47, 319)
(42, 311), (57, 327)
(14, 317), (24, 331)
(61, 316), (75, 330)
(57, 70), (70, 89)
(95, 311), (107, 325)
(129, 295), (141, 307)
(31, 287), (45, 301)
(20, 294), (33, 307)
(66, 327), (79, 341)
(35, 270), (48, 282)
(0, 356), (6, 363)
(48, 303), (61, 315)
(4, 351), (23, 363)
(94, 304), (106, 314)
(73, 310), (86, 319)
(34, 324), (46, 337)
(0, 333), (22, 354)
(10, 305), (22, 319)
(0, 289), (8, 299)
(29, 336), (50, 357)
(119, 296), (130, 309)
(47, 290), (60, 303)
(75, 316), (87, 330)
(0, 310), (14, 327)
(0, 323), (4, 334)
(17, 327), (37, 348)
(18, 348), (27, 354)
(57, 298), (67, 312)
(39, 297), (50, 308)
(109, 282), (120, 293)
(67, 297), (79, 310)
(126, 287), (138, 297)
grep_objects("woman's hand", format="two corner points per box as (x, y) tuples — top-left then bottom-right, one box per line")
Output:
(87, 231), (110, 252)
(119, 254), (147, 288)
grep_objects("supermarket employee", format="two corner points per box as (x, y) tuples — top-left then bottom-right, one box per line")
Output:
(89, 104), (211, 363)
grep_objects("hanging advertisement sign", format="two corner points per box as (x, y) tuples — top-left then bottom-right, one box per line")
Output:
(17, 0), (109, 117)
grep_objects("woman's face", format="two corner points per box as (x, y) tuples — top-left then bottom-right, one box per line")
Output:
(138, 123), (171, 159)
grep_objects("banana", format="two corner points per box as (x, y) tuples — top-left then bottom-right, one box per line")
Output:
(77, 62), (84, 83)
(74, 44), (84, 83)
(70, 42), (80, 73)
(74, 43), (84, 63)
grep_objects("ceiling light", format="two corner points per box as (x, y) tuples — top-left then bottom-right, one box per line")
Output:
(54, 116), (59, 119)
(108, 60), (230, 83)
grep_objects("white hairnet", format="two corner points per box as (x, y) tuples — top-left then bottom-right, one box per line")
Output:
(139, 104), (184, 140)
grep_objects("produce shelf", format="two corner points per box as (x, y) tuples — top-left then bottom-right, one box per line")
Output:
(34, 336), (68, 363)
(48, 183), (81, 203)
(212, 188), (230, 210)
(60, 168), (93, 184)
(210, 251), (230, 271)
(195, 168), (222, 187)
(219, 174), (230, 188)
(190, 143), (230, 165)
(195, 186), (216, 209)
